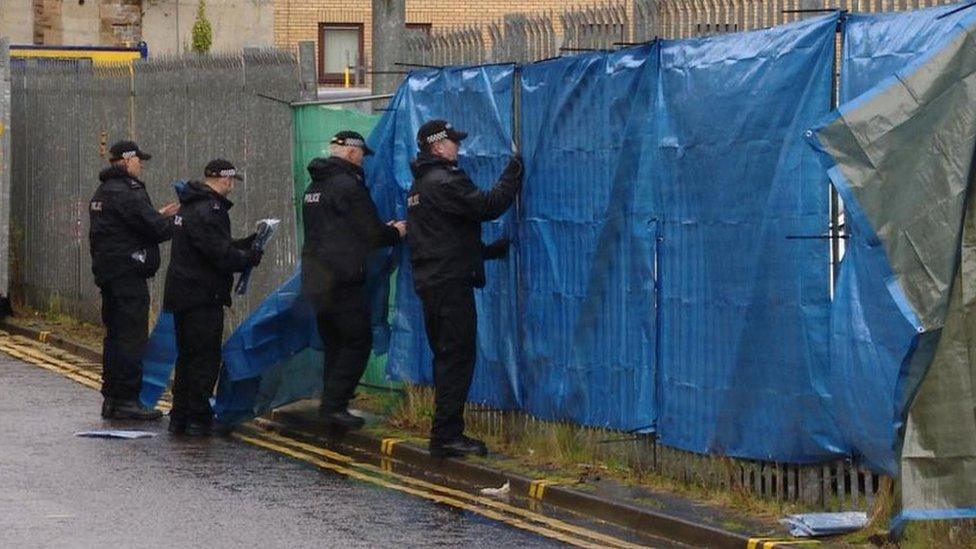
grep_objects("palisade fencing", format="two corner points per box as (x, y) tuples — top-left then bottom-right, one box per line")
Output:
(403, 0), (963, 66)
(0, 38), (10, 302)
(401, 0), (969, 511)
(9, 51), (300, 328)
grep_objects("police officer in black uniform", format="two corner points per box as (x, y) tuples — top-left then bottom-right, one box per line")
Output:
(407, 120), (522, 458)
(90, 140), (179, 420)
(163, 159), (262, 436)
(301, 131), (406, 430)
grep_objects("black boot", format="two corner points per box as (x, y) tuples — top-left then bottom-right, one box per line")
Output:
(184, 420), (212, 437)
(101, 398), (115, 419)
(108, 399), (163, 421)
(320, 409), (365, 430)
(168, 415), (186, 435)
(430, 435), (488, 459)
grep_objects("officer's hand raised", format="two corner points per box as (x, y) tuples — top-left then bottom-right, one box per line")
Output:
(501, 154), (523, 182)
(159, 202), (180, 218)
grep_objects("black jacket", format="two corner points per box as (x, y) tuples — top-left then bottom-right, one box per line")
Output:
(301, 157), (399, 302)
(163, 181), (252, 312)
(89, 166), (173, 288)
(406, 153), (520, 292)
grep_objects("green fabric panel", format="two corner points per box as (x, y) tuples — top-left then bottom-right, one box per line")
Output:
(817, 23), (976, 514)
(292, 105), (381, 247)
(290, 105), (397, 393)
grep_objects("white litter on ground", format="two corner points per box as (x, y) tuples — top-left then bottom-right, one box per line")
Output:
(480, 481), (511, 498)
(74, 430), (156, 439)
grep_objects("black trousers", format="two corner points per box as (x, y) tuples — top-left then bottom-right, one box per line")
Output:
(417, 280), (477, 445)
(172, 304), (224, 424)
(315, 283), (372, 413)
(100, 277), (149, 401)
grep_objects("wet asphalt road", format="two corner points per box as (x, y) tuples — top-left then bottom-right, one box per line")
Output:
(0, 355), (562, 548)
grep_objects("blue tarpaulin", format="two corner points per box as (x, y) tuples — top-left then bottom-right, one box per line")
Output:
(823, 3), (971, 476)
(138, 7), (976, 487)
(384, 65), (521, 410)
(517, 46), (658, 430)
(812, 3), (976, 529)
(652, 15), (839, 460)
(380, 14), (843, 460)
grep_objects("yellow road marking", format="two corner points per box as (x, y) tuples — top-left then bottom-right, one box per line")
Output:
(0, 336), (646, 549)
(245, 428), (646, 549)
(381, 438), (402, 456)
(529, 479), (555, 500)
(237, 433), (612, 548)
(748, 538), (821, 549)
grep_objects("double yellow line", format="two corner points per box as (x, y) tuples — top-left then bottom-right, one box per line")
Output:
(0, 334), (646, 548)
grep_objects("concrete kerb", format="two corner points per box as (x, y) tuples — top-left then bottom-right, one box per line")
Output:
(1, 318), (774, 548)
(262, 407), (755, 548)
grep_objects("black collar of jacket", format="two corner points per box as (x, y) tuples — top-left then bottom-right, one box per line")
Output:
(308, 156), (365, 183)
(98, 165), (146, 189)
(181, 180), (234, 210)
(410, 151), (458, 178)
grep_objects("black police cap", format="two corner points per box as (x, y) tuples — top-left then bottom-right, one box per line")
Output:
(417, 120), (467, 151)
(109, 140), (152, 161)
(331, 130), (374, 156)
(204, 159), (243, 181)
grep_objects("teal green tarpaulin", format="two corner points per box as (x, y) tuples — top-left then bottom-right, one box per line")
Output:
(810, 6), (976, 532)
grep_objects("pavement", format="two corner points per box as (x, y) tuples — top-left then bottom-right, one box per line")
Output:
(0, 320), (817, 548)
(0, 354), (567, 548)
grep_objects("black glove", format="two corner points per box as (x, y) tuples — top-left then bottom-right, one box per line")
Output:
(248, 249), (264, 267)
(236, 232), (258, 250)
(501, 154), (523, 182)
(483, 238), (511, 260)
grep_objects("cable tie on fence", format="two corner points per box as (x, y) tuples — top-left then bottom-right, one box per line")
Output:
(255, 92), (291, 105)
(937, 0), (976, 19)
(785, 233), (850, 240)
(781, 8), (842, 13)
(394, 62), (445, 70)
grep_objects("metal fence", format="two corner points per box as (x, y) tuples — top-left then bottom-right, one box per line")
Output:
(8, 51), (300, 328)
(403, 0), (963, 65)
(0, 38), (10, 301)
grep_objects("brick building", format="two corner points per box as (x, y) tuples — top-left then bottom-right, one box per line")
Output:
(0, 0), (274, 55)
(274, 0), (613, 85)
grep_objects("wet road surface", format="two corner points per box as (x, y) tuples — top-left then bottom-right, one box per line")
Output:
(0, 354), (563, 548)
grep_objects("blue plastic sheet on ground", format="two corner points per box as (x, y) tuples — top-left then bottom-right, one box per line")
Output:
(213, 269), (320, 424)
(384, 65), (520, 410)
(651, 14), (839, 460)
(824, 2), (972, 475)
(140, 311), (176, 408)
(211, 98), (407, 424)
(517, 46), (658, 430)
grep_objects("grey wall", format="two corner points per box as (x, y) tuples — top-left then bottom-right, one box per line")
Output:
(9, 51), (300, 327)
